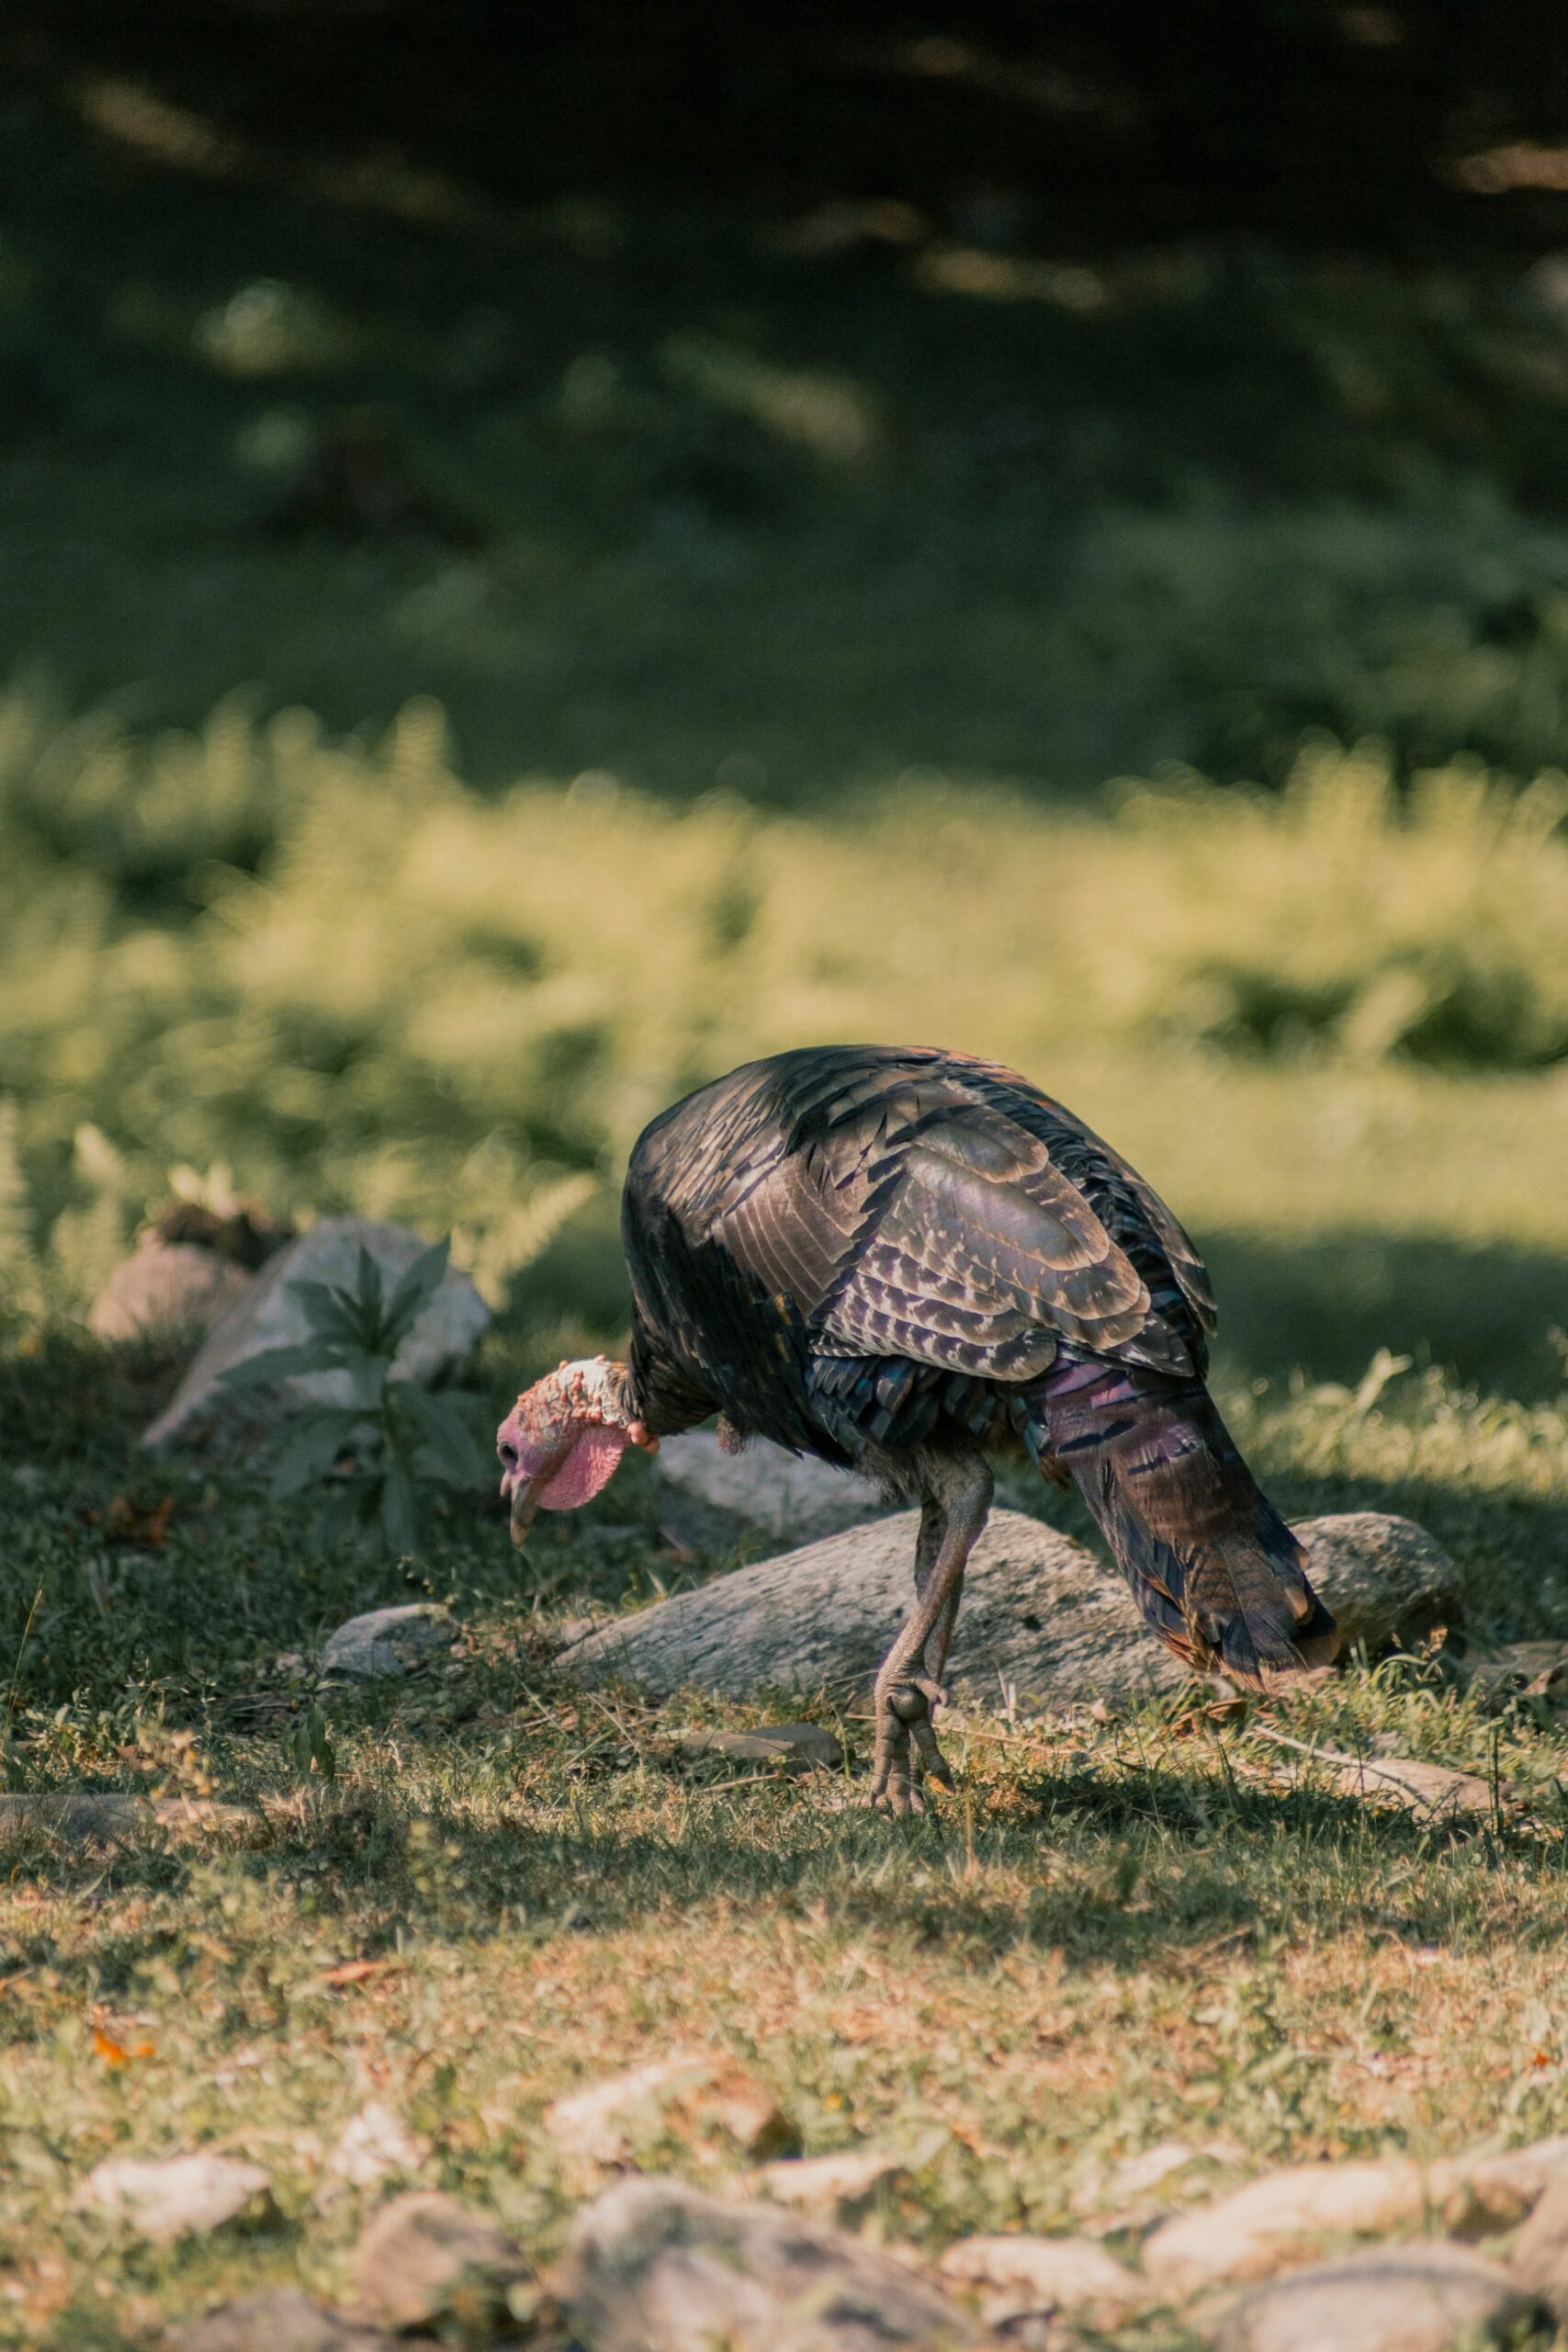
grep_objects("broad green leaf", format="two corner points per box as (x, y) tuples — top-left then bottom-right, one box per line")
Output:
(268, 1409), (365, 1500)
(398, 1383), (491, 1487)
(217, 1340), (344, 1388)
(379, 1460), (418, 1557)
(354, 1246), (385, 1319)
(384, 1237), (451, 1351)
(288, 1280), (372, 1346)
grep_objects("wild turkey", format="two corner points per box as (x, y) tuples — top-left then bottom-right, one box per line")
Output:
(497, 1046), (1337, 1811)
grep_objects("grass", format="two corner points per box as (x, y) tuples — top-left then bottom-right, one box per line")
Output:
(4, 1319), (1568, 2346)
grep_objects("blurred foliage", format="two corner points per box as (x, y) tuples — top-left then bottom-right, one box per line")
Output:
(9, 96), (1568, 797)
(1, 689), (1567, 1347)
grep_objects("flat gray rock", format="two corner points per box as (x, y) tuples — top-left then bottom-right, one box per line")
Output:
(558, 1509), (1457, 1709)
(658, 1429), (886, 1550)
(1209, 2242), (1542, 2352)
(555, 2177), (980, 2352)
(321, 1603), (455, 1679)
(142, 1216), (489, 1450)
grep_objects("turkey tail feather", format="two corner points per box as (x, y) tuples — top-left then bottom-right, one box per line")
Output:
(1021, 1364), (1338, 1686)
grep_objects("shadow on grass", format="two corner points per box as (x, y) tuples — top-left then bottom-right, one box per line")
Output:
(1204, 1227), (1568, 1402)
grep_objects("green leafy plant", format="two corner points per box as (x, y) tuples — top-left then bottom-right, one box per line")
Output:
(218, 1238), (491, 1555)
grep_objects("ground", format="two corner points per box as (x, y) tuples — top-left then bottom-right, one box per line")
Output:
(4, 1310), (1568, 2346)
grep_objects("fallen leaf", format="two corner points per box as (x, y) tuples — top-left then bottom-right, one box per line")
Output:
(93, 2028), (129, 2066)
(321, 1958), (397, 1988)
(84, 1494), (175, 1546)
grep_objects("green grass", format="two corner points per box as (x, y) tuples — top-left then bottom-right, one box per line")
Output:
(4, 1317), (1568, 2346)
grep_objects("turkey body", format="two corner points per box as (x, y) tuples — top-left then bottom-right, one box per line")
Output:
(622, 1045), (1335, 1806)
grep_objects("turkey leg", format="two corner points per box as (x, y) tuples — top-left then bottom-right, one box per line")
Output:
(866, 1457), (992, 1815)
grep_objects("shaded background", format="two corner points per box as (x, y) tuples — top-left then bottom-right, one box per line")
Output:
(3, 0), (1568, 1404)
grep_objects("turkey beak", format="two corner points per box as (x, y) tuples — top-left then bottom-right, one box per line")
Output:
(508, 1470), (552, 1548)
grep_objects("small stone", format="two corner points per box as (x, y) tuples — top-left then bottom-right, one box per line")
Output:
(173, 2288), (400, 2352)
(545, 2053), (797, 2181)
(1508, 2167), (1568, 2313)
(939, 2234), (1143, 2326)
(1210, 2242), (1542, 2352)
(0, 1792), (252, 1842)
(555, 2175), (982, 2351)
(142, 1216), (490, 1450)
(74, 2151), (273, 2243)
(1447, 2132), (1568, 2229)
(1322, 1755), (1495, 1819)
(351, 2189), (528, 2333)
(91, 1241), (256, 1346)
(323, 2101), (431, 2197)
(756, 2149), (906, 2224)
(1292, 1513), (1462, 1656)
(1143, 2161), (1432, 2299)
(678, 1724), (843, 1771)
(322, 1604), (455, 1679)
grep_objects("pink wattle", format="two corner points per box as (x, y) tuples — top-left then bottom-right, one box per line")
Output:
(535, 1422), (630, 1510)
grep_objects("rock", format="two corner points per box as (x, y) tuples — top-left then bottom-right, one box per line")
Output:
(555, 2175), (981, 2351)
(658, 1429), (886, 1551)
(351, 2189), (529, 2333)
(322, 2101), (431, 2198)
(90, 1240), (255, 1345)
(1209, 2242), (1541, 2352)
(1507, 2168), (1568, 2313)
(321, 1603), (456, 1679)
(558, 1507), (1450, 1707)
(1143, 2161), (1434, 2299)
(74, 2151), (273, 2242)
(0, 1792), (250, 1842)
(173, 2289), (402, 2352)
(1442, 2134), (1568, 2233)
(938, 2234), (1144, 2327)
(755, 2149), (906, 2224)
(1291, 1513), (1461, 1656)
(545, 2053), (796, 2182)
(678, 1724), (843, 1771)
(1251, 1733), (1495, 1820)
(142, 1216), (489, 1450)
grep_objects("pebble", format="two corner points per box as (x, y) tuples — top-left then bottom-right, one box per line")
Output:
(755, 2148), (906, 2224)
(1144, 2161), (1432, 2298)
(321, 1603), (455, 1679)
(555, 2175), (982, 2351)
(74, 2151), (273, 2243)
(1209, 2241), (1542, 2352)
(939, 2233), (1144, 2326)
(351, 2189), (529, 2333)
(545, 2053), (797, 2179)
(678, 1724), (843, 1771)
(320, 2100), (431, 2199)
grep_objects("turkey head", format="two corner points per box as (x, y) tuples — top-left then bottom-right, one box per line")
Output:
(496, 1356), (657, 1544)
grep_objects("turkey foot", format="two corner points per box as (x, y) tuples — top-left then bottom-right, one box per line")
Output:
(865, 1677), (952, 1815)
